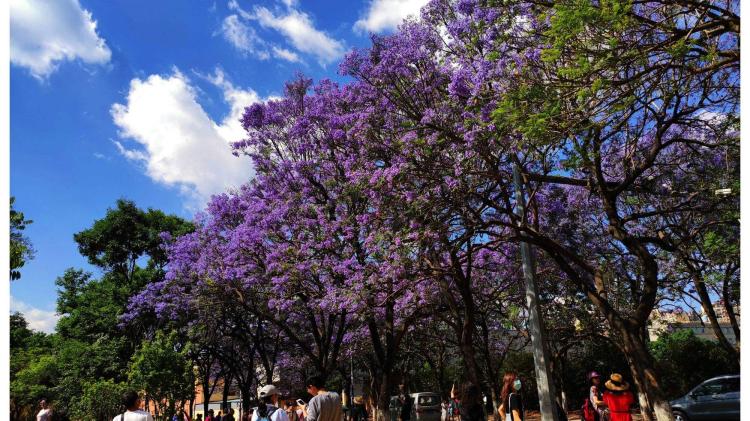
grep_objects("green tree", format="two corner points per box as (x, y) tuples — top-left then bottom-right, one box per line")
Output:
(650, 330), (737, 399)
(9, 313), (56, 421)
(10, 197), (34, 280)
(129, 331), (195, 420)
(70, 379), (130, 421)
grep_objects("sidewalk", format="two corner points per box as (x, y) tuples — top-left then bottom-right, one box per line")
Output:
(520, 410), (642, 420)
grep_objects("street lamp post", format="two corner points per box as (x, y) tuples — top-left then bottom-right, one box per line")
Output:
(512, 164), (560, 421)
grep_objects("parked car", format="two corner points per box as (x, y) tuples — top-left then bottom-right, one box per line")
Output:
(670, 374), (740, 421)
(410, 392), (441, 421)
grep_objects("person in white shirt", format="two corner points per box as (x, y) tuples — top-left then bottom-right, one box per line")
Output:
(112, 391), (154, 421)
(252, 384), (290, 421)
(36, 399), (52, 421)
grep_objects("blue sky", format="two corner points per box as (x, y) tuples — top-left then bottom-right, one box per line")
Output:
(10, 0), (429, 332)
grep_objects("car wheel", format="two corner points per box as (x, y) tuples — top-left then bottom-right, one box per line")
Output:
(673, 410), (689, 421)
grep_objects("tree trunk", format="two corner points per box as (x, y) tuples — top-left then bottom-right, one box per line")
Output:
(721, 268), (740, 348)
(691, 273), (739, 363)
(203, 377), (212, 417)
(619, 325), (674, 421)
(222, 373), (232, 414)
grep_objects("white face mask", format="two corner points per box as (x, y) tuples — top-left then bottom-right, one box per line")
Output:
(513, 380), (522, 391)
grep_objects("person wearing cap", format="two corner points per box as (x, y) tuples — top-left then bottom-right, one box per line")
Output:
(602, 374), (634, 421)
(252, 385), (290, 421)
(587, 371), (606, 421)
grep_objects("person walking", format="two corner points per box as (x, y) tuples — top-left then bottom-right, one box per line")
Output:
(225, 408), (236, 421)
(252, 385), (290, 421)
(602, 374), (634, 421)
(458, 383), (484, 421)
(498, 372), (524, 421)
(448, 384), (460, 421)
(113, 391), (154, 421)
(584, 371), (607, 421)
(301, 375), (343, 421)
(351, 396), (367, 421)
(397, 384), (413, 421)
(36, 399), (52, 421)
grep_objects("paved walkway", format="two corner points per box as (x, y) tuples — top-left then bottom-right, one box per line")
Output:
(521, 410), (642, 420)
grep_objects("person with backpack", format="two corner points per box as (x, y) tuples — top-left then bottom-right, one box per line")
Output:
(252, 385), (290, 421)
(498, 372), (524, 421)
(301, 374), (343, 421)
(582, 371), (606, 421)
(112, 391), (154, 421)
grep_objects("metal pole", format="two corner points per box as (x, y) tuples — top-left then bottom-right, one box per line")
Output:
(512, 164), (560, 421)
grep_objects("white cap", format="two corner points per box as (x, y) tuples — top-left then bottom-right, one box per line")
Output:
(258, 384), (280, 398)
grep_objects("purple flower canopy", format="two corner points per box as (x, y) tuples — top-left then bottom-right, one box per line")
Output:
(123, 0), (738, 393)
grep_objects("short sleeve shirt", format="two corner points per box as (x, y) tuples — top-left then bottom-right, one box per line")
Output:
(507, 394), (524, 421)
(112, 409), (154, 421)
(252, 405), (290, 421)
(306, 392), (343, 421)
(37, 409), (52, 421)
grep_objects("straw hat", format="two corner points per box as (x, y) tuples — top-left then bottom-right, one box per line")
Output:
(605, 373), (630, 391)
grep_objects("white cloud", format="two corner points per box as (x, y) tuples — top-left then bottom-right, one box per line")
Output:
(10, 0), (111, 79)
(354, 0), (429, 33)
(253, 6), (346, 65)
(221, 14), (270, 60)
(111, 68), (256, 206)
(10, 296), (60, 334)
(272, 46), (302, 63)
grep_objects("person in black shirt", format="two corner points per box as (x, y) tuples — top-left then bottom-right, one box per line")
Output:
(398, 384), (413, 421)
(498, 372), (524, 421)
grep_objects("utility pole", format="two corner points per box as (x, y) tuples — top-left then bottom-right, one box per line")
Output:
(512, 164), (560, 421)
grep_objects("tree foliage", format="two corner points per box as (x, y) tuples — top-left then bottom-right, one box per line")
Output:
(10, 197), (35, 280)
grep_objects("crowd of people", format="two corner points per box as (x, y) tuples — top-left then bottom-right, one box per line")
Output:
(31, 371), (636, 421)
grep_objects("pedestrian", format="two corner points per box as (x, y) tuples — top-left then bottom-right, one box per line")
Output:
(440, 400), (448, 421)
(252, 384), (290, 421)
(458, 383), (484, 421)
(587, 371), (606, 421)
(196, 414), (203, 421)
(397, 384), (413, 421)
(207, 409), (216, 421)
(226, 408), (236, 421)
(301, 374), (343, 421)
(36, 399), (52, 421)
(217, 411), (223, 421)
(351, 396), (367, 421)
(113, 391), (154, 421)
(498, 372), (524, 421)
(602, 374), (634, 421)
(448, 384), (460, 421)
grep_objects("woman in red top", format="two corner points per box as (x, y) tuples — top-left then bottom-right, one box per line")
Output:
(602, 373), (635, 421)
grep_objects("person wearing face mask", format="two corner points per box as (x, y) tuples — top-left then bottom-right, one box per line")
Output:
(498, 372), (524, 421)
